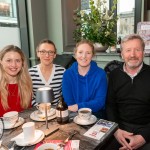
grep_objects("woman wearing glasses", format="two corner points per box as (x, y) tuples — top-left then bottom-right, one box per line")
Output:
(29, 39), (65, 106)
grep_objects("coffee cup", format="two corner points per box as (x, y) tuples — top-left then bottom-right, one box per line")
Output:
(22, 122), (35, 141)
(3, 111), (18, 124)
(36, 103), (51, 115)
(78, 108), (92, 121)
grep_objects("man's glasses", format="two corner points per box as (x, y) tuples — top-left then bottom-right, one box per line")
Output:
(38, 50), (55, 56)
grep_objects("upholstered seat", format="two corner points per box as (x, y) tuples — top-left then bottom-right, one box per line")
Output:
(104, 60), (123, 77)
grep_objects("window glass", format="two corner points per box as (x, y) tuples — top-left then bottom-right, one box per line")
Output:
(0, 0), (20, 50)
(0, 0), (18, 27)
(81, 0), (135, 42)
(117, 0), (135, 39)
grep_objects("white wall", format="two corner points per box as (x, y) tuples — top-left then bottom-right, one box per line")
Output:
(0, 27), (21, 50)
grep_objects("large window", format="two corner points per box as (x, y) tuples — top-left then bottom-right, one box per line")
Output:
(0, 0), (20, 49)
(0, 0), (30, 65)
(81, 0), (142, 41)
(0, 0), (18, 27)
(117, 0), (135, 39)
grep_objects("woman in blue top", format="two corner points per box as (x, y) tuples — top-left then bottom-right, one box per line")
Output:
(62, 39), (107, 115)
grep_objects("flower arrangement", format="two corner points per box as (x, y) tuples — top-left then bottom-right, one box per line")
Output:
(73, 0), (118, 47)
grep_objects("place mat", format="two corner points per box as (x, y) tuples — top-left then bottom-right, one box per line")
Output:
(34, 140), (80, 150)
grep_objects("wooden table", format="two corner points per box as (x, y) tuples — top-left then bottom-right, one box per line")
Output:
(1, 107), (117, 150)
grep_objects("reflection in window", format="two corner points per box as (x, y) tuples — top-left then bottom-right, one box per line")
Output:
(117, 0), (135, 39)
(0, 0), (18, 27)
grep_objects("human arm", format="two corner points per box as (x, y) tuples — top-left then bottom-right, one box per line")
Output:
(106, 72), (120, 122)
(68, 104), (78, 112)
(77, 71), (107, 112)
(62, 70), (77, 107)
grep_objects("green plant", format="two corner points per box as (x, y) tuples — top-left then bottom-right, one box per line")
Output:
(73, 0), (118, 46)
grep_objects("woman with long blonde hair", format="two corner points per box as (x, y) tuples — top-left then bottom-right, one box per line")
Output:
(0, 45), (32, 116)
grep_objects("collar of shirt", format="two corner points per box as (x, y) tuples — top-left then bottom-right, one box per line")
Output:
(123, 63), (143, 79)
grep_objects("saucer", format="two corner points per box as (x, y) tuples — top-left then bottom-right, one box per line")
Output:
(37, 108), (56, 118)
(3, 117), (24, 129)
(30, 109), (56, 121)
(11, 130), (44, 146)
(73, 115), (97, 125)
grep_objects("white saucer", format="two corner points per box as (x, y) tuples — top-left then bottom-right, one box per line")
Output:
(37, 143), (57, 150)
(37, 108), (56, 118)
(30, 108), (56, 121)
(11, 130), (44, 146)
(73, 115), (97, 125)
(3, 117), (24, 129)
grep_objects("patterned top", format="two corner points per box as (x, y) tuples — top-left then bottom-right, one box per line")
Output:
(29, 64), (65, 106)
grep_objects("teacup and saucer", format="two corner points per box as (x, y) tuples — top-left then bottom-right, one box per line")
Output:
(3, 111), (19, 125)
(11, 122), (44, 146)
(36, 103), (52, 118)
(74, 108), (97, 125)
(3, 111), (25, 129)
(78, 108), (92, 121)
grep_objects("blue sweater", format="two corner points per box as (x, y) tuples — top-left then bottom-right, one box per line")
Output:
(62, 61), (107, 112)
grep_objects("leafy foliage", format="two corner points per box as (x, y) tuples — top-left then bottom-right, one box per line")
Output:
(73, 0), (118, 46)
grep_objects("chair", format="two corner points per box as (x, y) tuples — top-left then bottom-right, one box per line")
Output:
(104, 60), (123, 77)
(53, 54), (76, 69)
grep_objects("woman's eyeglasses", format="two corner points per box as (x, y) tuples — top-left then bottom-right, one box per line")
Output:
(38, 50), (55, 56)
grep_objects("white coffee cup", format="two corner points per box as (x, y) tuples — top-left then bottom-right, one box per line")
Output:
(22, 122), (35, 141)
(36, 103), (51, 115)
(78, 108), (92, 121)
(3, 111), (18, 124)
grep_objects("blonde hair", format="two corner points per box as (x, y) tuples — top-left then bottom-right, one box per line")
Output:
(0, 45), (32, 110)
(74, 39), (95, 55)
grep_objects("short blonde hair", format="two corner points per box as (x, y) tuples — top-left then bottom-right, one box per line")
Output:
(120, 34), (145, 51)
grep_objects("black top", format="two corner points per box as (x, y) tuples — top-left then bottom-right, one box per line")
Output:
(106, 63), (150, 142)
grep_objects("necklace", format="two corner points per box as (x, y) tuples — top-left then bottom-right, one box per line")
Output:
(8, 84), (18, 96)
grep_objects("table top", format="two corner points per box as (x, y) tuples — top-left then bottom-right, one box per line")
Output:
(1, 107), (117, 150)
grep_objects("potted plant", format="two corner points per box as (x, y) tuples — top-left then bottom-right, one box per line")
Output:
(73, 0), (118, 51)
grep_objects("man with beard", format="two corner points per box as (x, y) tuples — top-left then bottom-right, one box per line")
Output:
(105, 34), (150, 150)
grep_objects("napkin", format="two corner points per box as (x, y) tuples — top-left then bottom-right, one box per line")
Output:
(34, 140), (80, 150)
(11, 130), (43, 146)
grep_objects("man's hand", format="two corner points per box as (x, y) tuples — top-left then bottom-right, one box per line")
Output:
(114, 129), (133, 150)
(128, 134), (146, 149)
(68, 104), (78, 112)
(117, 131), (146, 150)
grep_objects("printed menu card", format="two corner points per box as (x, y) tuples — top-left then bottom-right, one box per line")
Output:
(84, 119), (118, 140)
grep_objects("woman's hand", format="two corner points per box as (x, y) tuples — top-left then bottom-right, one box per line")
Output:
(68, 104), (78, 112)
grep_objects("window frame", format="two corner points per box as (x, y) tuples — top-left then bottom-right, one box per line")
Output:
(110, 0), (142, 34)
